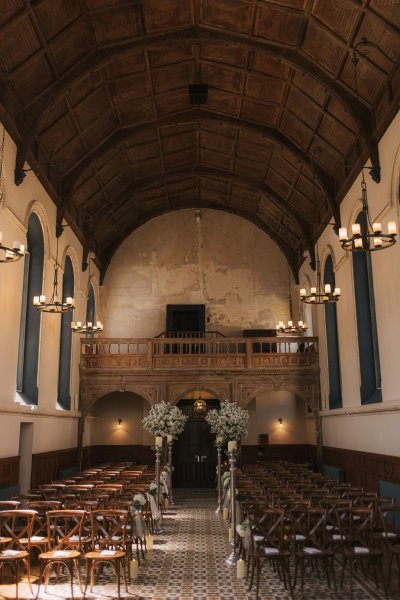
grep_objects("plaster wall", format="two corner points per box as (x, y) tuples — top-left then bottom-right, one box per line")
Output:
(247, 390), (310, 446)
(90, 392), (153, 446)
(300, 111), (400, 456)
(102, 209), (300, 338)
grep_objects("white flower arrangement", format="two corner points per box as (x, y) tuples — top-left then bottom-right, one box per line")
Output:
(131, 493), (147, 511)
(148, 482), (158, 497)
(142, 401), (188, 437)
(206, 400), (249, 443)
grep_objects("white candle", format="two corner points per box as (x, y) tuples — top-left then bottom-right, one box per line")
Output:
(288, 320), (293, 327)
(300, 288), (306, 297)
(71, 321), (76, 329)
(77, 321), (82, 327)
(228, 440), (237, 453)
(33, 296), (39, 305)
(310, 287), (317, 295)
(155, 436), (163, 448)
(339, 227), (348, 241)
(228, 527), (232, 542)
(146, 534), (153, 551)
(39, 295), (46, 303)
(237, 558), (246, 579)
(129, 558), (138, 579)
(223, 507), (229, 520)
(87, 322), (93, 328)
(19, 244), (25, 254)
(373, 236), (382, 248)
(167, 435), (173, 443)
(352, 223), (361, 236)
(97, 321), (103, 328)
(298, 320), (304, 327)
(324, 284), (331, 294)
(334, 287), (341, 296)
(12, 241), (21, 249)
(354, 238), (363, 249)
(372, 222), (381, 233)
(388, 221), (397, 235)
(66, 296), (73, 305)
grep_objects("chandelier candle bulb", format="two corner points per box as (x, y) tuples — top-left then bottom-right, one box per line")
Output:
(228, 440), (237, 453)
(324, 284), (331, 294)
(288, 320), (293, 327)
(300, 288), (306, 297)
(388, 221), (397, 235)
(354, 238), (363, 249)
(237, 558), (246, 579)
(339, 227), (348, 240)
(374, 237), (382, 248)
(66, 297), (73, 305)
(372, 222), (382, 233)
(352, 223), (361, 236)
(334, 288), (341, 296)
(39, 295), (45, 303)
(33, 296), (39, 305)
(310, 287), (317, 295)
(299, 320), (304, 327)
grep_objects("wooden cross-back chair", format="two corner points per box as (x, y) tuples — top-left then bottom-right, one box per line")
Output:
(84, 509), (129, 598)
(0, 509), (37, 600)
(37, 509), (86, 599)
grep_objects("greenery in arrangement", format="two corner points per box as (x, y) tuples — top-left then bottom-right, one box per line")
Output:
(206, 400), (249, 443)
(148, 482), (158, 496)
(142, 401), (188, 437)
(131, 493), (147, 511)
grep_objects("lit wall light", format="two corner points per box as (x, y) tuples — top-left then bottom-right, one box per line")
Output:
(118, 418), (122, 427)
(278, 418), (283, 427)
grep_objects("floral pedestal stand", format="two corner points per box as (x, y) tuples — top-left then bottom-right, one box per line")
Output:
(154, 444), (163, 534)
(216, 443), (223, 514)
(167, 441), (174, 506)
(225, 448), (238, 566)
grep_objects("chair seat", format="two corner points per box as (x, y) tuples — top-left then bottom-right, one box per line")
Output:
(39, 549), (81, 560)
(0, 550), (29, 560)
(85, 550), (125, 560)
(20, 535), (48, 546)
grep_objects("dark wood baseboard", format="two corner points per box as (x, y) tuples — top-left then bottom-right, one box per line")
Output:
(241, 444), (317, 465)
(0, 456), (20, 488)
(323, 446), (400, 492)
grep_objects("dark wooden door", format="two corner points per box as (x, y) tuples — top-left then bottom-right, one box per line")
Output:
(166, 304), (205, 334)
(173, 400), (218, 488)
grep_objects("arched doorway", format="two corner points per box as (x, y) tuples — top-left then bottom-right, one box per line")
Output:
(173, 396), (220, 488)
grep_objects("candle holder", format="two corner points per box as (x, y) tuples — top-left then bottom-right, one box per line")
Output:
(215, 443), (223, 514)
(225, 449), (238, 566)
(167, 440), (174, 506)
(154, 444), (163, 534)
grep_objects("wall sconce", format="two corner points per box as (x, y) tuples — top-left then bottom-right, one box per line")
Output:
(118, 418), (122, 427)
(278, 418), (283, 427)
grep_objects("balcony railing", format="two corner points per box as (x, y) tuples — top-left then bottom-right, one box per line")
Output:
(80, 336), (319, 371)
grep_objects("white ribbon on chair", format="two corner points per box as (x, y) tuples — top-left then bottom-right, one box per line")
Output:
(146, 493), (160, 521)
(133, 511), (148, 539)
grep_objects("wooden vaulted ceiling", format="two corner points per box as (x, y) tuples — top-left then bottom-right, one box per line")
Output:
(0, 0), (399, 280)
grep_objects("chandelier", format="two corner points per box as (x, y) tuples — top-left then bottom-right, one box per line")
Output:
(193, 390), (207, 415)
(300, 250), (340, 305)
(33, 234), (75, 313)
(0, 234), (25, 263)
(339, 169), (396, 251)
(276, 263), (308, 334)
(338, 47), (397, 252)
(71, 254), (103, 335)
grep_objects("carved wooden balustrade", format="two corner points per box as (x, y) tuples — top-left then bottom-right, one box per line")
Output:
(80, 336), (319, 372)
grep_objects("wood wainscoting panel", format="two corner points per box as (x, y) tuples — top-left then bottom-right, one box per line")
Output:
(241, 444), (317, 465)
(89, 445), (153, 466)
(0, 456), (20, 488)
(31, 448), (78, 488)
(323, 446), (400, 492)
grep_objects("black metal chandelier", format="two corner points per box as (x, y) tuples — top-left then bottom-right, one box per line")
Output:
(71, 255), (103, 335)
(300, 251), (340, 305)
(276, 264), (308, 334)
(0, 235), (25, 263)
(33, 235), (75, 313)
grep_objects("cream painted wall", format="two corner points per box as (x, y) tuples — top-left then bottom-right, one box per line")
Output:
(247, 390), (310, 446)
(90, 392), (152, 446)
(102, 209), (299, 338)
(300, 111), (400, 456)
(0, 129), (100, 459)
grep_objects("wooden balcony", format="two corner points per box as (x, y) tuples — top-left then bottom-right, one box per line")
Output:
(80, 336), (319, 373)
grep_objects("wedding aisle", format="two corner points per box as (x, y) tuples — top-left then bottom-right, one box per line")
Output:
(0, 489), (386, 600)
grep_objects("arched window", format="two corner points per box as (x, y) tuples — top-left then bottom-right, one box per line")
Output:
(324, 255), (342, 409)
(17, 213), (44, 404)
(353, 212), (382, 404)
(87, 283), (95, 325)
(57, 255), (74, 410)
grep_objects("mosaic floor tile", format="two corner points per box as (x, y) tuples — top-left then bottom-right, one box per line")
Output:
(0, 489), (397, 599)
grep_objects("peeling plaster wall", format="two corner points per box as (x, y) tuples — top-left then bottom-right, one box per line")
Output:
(102, 209), (299, 337)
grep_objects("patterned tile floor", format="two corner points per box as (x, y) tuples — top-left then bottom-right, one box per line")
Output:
(0, 489), (397, 600)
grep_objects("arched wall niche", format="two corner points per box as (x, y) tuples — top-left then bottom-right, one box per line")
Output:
(23, 200), (51, 262)
(60, 244), (80, 294)
(90, 390), (152, 446)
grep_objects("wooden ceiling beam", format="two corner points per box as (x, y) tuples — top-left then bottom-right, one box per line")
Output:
(55, 108), (338, 233)
(91, 165), (315, 260)
(98, 199), (301, 284)
(14, 27), (378, 189)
